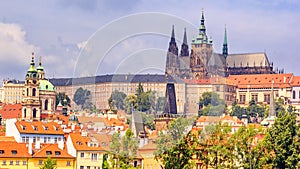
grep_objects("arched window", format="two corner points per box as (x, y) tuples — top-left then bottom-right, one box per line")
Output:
(27, 88), (29, 96)
(44, 100), (48, 110)
(24, 109), (26, 118)
(32, 88), (36, 97)
(33, 108), (37, 118)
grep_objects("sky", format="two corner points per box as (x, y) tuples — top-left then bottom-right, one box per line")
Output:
(0, 0), (299, 81)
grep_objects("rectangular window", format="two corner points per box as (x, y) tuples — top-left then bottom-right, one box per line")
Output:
(293, 90), (296, 99)
(22, 136), (26, 142)
(91, 153), (97, 161)
(47, 137), (51, 143)
(22, 161), (26, 165)
(25, 136), (29, 143)
(239, 95), (246, 104)
(33, 137), (36, 143)
(80, 166), (84, 169)
(9, 161), (13, 165)
(264, 94), (270, 103)
(44, 137), (47, 143)
(80, 153), (84, 158)
(16, 161), (19, 165)
(0, 150), (4, 154)
(11, 150), (17, 154)
(251, 94), (258, 102)
(87, 166), (91, 169)
(54, 137), (58, 143)
(39, 160), (43, 165)
(2, 160), (6, 165)
(66, 161), (71, 166)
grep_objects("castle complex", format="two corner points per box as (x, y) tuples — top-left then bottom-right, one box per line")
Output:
(166, 11), (275, 79)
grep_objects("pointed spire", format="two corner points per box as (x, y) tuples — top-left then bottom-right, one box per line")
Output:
(183, 28), (187, 45)
(222, 25), (228, 58)
(31, 52), (35, 66)
(171, 25), (175, 40)
(199, 8), (206, 34)
(39, 56), (42, 66)
(180, 28), (189, 57)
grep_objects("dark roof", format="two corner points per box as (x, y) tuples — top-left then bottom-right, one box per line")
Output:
(50, 74), (183, 86)
(129, 111), (146, 138)
(163, 83), (177, 114)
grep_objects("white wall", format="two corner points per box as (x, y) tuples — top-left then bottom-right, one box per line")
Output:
(5, 119), (21, 142)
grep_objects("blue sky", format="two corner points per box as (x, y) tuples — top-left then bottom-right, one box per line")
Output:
(0, 0), (299, 80)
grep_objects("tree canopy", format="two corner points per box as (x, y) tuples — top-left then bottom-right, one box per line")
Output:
(199, 92), (225, 117)
(109, 90), (127, 110)
(56, 92), (71, 107)
(73, 87), (92, 110)
(40, 156), (57, 169)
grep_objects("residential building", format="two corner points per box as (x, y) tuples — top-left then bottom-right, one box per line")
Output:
(6, 119), (64, 144)
(66, 133), (106, 169)
(1, 80), (24, 104)
(0, 103), (22, 125)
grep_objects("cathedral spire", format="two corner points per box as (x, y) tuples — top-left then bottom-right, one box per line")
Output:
(199, 8), (206, 34)
(180, 28), (189, 57)
(168, 25), (178, 55)
(171, 25), (175, 42)
(222, 25), (228, 58)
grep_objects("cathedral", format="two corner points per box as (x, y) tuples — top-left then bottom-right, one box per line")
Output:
(165, 11), (275, 79)
(22, 53), (56, 120)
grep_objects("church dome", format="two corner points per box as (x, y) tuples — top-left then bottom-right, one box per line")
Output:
(39, 79), (55, 91)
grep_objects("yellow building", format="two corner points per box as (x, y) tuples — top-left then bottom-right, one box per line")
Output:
(228, 74), (292, 106)
(28, 144), (75, 169)
(2, 80), (24, 104)
(0, 137), (30, 169)
(66, 133), (106, 169)
(138, 140), (161, 169)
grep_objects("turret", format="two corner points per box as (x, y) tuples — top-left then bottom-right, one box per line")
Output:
(37, 56), (45, 80)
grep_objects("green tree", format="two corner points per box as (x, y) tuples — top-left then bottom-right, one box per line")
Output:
(155, 116), (195, 168)
(275, 98), (285, 116)
(73, 87), (92, 110)
(142, 112), (155, 130)
(231, 125), (264, 169)
(107, 129), (138, 169)
(230, 101), (245, 119)
(55, 92), (71, 107)
(261, 111), (300, 168)
(198, 92), (225, 117)
(246, 99), (265, 122)
(198, 123), (234, 169)
(124, 94), (138, 114)
(40, 156), (57, 169)
(109, 90), (126, 110)
(156, 97), (165, 112)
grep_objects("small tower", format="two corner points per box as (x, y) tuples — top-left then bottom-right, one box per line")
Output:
(37, 56), (45, 80)
(22, 52), (41, 120)
(165, 25), (180, 78)
(222, 25), (228, 58)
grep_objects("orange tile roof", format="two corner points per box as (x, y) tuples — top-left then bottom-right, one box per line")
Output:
(227, 73), (293, 88)
(0, 141), (30, 157)
(15, 121), (64, 135)
(183, 78), (211, 84)
(290, 76), (300, 86)
(33, 144), (74, 158)
(0, 136), (15, 142)
(0, 103), (22, 119)
(69, 133), (105, 151)
(196, 116), (220, 123)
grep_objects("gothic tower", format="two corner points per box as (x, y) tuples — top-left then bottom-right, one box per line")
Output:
(190, 10), (213, 79)
(165, 25), (180, 77)
(22, 52), (41, 120)
(179, 28), (190, 78)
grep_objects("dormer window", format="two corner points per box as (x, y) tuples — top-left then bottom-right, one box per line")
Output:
(0, 150), (4, 154)
(33, 126), (38, 131)
(46, 151), (52, 155)
(76, 141), (82, 145)
(21, 125), (26, 130)
(55, 151), (61, 156)
(11, 150), (17, 155)
(45, 126), (48, 131)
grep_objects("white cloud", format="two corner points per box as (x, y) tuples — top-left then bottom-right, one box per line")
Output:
(77, 40), (88, 50)
(0, 22), (38, 65)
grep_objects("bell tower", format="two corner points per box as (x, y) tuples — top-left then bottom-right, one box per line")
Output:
(22, 52), (41, 120)
(190, 9), (213, 79)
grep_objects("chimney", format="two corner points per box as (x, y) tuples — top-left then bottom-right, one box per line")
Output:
(35, 140), (41, 150)
(71, 124), (75, 131)
(284, 76), (286, 83)
(58, 140), (64, 150)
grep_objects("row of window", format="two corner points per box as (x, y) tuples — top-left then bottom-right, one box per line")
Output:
(38, 160), (71, 166)
(21, 136), (62, 143)
(239, 94), (271, 103)
(80, 152), (98, 160)
(80, 166), (101, 169)
(2, 160), (26, 166)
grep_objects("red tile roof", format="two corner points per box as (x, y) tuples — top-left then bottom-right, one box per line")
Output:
(69, 133), (105, 151)
(227, 74), (293, 88)
(0, 141), (30, 157)
(0, 104), (22, 119)
(15, 121), (64, 135)
(33, 144), (74, 158)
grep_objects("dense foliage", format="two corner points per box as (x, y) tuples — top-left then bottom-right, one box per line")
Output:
(73, 87), (92, 110)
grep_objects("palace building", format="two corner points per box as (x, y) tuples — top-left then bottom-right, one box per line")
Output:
(165, 10), (275, 80)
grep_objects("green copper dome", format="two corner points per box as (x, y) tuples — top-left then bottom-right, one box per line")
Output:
(39, 79), (55, 91)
